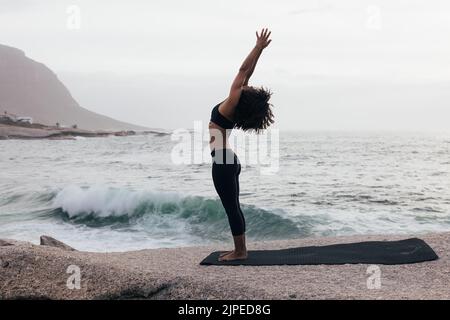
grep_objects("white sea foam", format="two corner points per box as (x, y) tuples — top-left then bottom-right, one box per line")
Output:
(52, 185), (180, 218)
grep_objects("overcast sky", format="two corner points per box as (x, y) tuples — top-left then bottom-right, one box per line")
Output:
(1, 0), (450, 131)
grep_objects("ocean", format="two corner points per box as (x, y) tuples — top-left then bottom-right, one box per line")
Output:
(0, 131), (449, 252)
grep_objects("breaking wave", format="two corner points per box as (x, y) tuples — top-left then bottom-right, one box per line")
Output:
(47, 185), (302, 241)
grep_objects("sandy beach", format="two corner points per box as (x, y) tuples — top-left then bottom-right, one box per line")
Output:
(1, 232), (449, 300)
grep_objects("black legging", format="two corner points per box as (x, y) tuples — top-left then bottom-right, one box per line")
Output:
(211, 149), (246, 236)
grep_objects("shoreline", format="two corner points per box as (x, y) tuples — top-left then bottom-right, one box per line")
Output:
(1, 232), (449, 299)
(0, 123), (168, 140)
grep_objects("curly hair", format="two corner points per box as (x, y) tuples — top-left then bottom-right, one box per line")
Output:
(234, 86), (274, 133)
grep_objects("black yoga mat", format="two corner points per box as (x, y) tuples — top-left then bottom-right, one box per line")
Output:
(200, 238), (438, 266)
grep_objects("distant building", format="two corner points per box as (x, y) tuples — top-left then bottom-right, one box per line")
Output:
(16, 117), (33, 124)
(0, 109), (33, 124)
(0, 111), (17, 123)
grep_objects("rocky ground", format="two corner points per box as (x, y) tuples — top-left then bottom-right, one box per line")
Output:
(1, 233), (449, 300)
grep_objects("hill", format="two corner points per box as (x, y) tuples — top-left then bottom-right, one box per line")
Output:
(0, 44), (147, 131)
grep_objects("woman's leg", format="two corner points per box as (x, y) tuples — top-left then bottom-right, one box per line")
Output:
(212, 151), (247, 260)
(235, 163), (246, 233)
(223, 162), (247, 260)
(212, 163), (246, 236)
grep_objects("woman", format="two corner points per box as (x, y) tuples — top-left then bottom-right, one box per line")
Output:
(209, 28), (274, 261)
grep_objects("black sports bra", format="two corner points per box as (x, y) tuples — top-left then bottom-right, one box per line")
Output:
(210, 102), (235, 129)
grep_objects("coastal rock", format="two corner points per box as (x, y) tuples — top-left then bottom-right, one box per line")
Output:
(0, 239), (13, 246)
(0, 233), (448, 299)
(39, 236), (76, 251)
(0, 242), (172, 300)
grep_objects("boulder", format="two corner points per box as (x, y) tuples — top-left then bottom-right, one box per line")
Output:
(39, 235), (76, 251)
(0, 239), (13, 246)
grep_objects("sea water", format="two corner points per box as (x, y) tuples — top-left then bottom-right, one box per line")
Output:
(0, 131), (449, 252)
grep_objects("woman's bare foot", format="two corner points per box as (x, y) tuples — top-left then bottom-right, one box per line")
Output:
(218, 250), (248, 261)
(219, 250), (233, 257)
(218, 234), (247, 261)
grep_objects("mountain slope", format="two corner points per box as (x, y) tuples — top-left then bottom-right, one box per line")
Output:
(0, 44), (147, 131)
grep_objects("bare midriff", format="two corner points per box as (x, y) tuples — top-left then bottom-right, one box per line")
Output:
(209, 121), (232, 151)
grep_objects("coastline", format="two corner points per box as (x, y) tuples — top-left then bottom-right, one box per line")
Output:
(1, 232), (448, 300)
(0, 123), (167, 140)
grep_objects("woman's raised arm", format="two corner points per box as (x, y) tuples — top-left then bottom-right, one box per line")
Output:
(219, 28), (272, 118)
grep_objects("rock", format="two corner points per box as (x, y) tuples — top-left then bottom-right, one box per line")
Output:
(39, 236), (76, 251)
(0, 233), (449, 300)
(0, 239), (13, 246)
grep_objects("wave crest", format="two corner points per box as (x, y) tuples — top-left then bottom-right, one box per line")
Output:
(51, 185), (302, 240)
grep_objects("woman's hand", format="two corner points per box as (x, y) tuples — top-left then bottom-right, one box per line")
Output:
(256, 28), (272, 50)
(229, 28), (271, 98)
